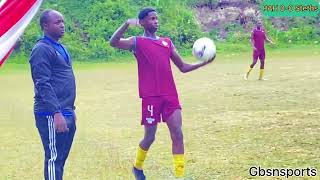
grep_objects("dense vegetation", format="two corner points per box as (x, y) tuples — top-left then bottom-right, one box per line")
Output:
(11, 0), (320, 62)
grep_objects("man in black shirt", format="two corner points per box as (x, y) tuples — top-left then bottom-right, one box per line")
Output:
(29, 9), (76, 180)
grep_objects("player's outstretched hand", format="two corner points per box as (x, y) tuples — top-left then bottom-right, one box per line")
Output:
(127, 18), (140, 27)
(206, 54), (216, 64)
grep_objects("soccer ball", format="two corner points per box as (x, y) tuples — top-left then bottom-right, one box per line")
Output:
(192, 37), (216, 62)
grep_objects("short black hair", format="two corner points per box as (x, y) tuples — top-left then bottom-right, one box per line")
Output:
(138, 7), (156, 20)
(40, 9), (54, 30)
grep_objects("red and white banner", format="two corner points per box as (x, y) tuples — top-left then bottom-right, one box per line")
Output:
(0, 0), (43, 67)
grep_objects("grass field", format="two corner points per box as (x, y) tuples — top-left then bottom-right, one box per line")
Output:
(1, 47), (319, 180)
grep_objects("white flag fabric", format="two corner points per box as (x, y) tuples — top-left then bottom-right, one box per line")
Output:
(0, 0), (43, 67)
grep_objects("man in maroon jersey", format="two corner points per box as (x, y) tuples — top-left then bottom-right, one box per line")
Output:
(244, 21), (274, 80)
(110, 7), (215, 180)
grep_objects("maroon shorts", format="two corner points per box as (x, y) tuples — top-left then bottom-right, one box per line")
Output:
(253, 49), (265, 60)
(141, 96), (181, 126)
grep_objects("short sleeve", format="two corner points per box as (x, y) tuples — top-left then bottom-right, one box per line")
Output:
(168, 38), (176, 56)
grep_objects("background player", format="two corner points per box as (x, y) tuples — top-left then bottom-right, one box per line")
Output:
(244, 21), (274, 80)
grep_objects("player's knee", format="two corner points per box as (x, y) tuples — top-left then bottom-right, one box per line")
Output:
(144, 135), (156, 145)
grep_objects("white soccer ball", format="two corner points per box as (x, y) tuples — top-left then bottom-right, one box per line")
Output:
(192, 37), (216, 62)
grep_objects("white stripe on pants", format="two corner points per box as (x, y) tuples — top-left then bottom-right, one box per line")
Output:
(47, 115), (57, 180)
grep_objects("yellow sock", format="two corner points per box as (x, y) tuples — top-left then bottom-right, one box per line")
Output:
(259, 69), (264, 79)
(247, 67), (253, 74)
(173, 154), (185, 178)
(134, 146), (147, 170)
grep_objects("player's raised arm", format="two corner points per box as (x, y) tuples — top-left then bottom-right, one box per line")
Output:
(171, 48), (215, 73)
(109, 19), (139, 50)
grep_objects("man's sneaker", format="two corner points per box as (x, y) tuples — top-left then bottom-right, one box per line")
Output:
(132, 167), (146, 180)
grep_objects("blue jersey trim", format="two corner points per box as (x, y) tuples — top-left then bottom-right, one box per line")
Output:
(133, 36), (137, 53)
(43, 36), (70, 64)
(35, 110), (74, 117)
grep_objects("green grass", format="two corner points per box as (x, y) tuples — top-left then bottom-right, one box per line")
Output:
(1, 47), (319, 179)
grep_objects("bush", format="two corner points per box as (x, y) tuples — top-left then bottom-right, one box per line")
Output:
(11, 0), (319, 62)
(14, 0), (205, 60)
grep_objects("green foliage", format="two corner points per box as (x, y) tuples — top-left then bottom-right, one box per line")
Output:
(263, 18), (320, 48)
(16, 0), (204, 60)
(12, 0), (319, 62)
(155, 0), (203, 54)
(18, 22), (42, 56)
